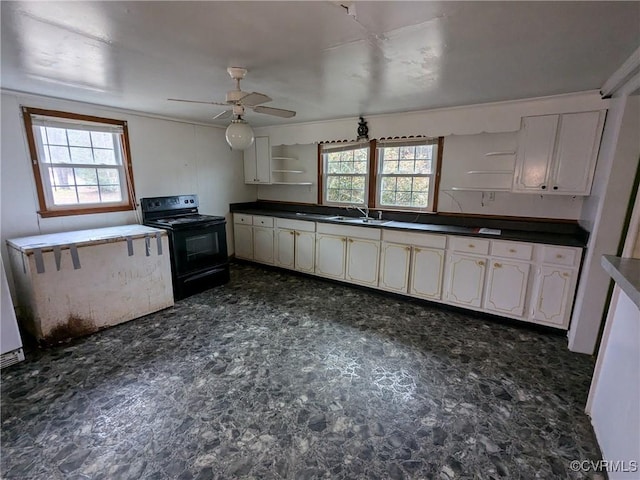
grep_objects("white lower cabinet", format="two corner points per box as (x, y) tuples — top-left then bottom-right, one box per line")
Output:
(235, 214), (583, 330)
(445, 253), (487, 308)
(253, 226), (274, 264)
(233, 223), (253, 260)
(379, 242), (411, 293)
(346, 237), (380, 287)
(275, 219), (316, 273)
(410, 247), (445, 300)
(530, 264), (576, 327)
(315, 233), (346, 279)
(484, 259), (530, 317)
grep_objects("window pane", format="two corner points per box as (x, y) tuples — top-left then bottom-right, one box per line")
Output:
(97, 169), (120, 185)
(396, 191), (412, 206)
(413, 177), (428, 190)
(52, 186), (78, 205)
(75, 168), (98, 186)
(49, 167), (75, 187)
(99, 185), (122, 202)
(45, 127), (68, 145)
(381, 177), (397, 191)
(70, 147), (94, 164)
(353, 149), (368, 162)
(382, 160), (398, 174)
(397, 177), (413, 191)
(412, 192), (429, 208)
(49, 146), (71, 163)
(67, 129), (91, 147)
(415, 160), (432, 174)
(398, 160), (415, 173)
(77, 186), (100, 203)
(384, 147), (399, 160)
(352, 176), (365, 189)
(415, 145), (433, 159)
(94, 148), (117, 165)
(381, 190), (396, 205)
(353, 161), (367, 174)
(91, 132), (113, 149)
(400, 146), (415, 159)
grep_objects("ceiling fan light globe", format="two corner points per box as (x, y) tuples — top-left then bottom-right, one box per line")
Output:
(225, 119), (254, 150)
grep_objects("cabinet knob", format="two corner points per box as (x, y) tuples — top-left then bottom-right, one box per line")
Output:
(289, 231), (294, 235)
(494, 262), (502, 268)
(562, 272), (570, 278)
(415, 247), (421, 253)
(348, 238), (354, 243)
(405, 247), (411, 251)
(553, 186), (558, 190)
(556, 254), (564, 259)
(478, 260), (485, 266)
(509, 248), (516, 253)
(541, 185), (547, 190)
(468, 244), (475, 248)
(341, 238), (346, 242)
(296, 232), (301, 236)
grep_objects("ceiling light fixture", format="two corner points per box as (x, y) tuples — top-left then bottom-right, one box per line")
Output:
(224, 105), (254, 150)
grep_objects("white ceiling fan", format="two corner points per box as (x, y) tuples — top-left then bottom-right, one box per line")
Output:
(168, 67), (296, 150)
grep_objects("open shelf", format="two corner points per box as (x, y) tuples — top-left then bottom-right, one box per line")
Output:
(271, 156), (297, 161)
(484, 151), (516, 157)
(466, 170), (514, 175)
(272, 169), (305, 174)
(445, 186), (511, 192)
(271, 181), (313, 186)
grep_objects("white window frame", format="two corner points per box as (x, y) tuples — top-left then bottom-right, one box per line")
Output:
(322, 142), (370, 206)
(23, 107), (136, 217)
(376, 138), (439, 212)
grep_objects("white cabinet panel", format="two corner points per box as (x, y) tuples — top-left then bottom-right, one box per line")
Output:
(253, 226), (274, 264)
(234, 224), (253, 260)
(410, 247), (445, 300)
(346, 238), (380, 287)
(484, 260), (530, 317)
(445, 254), (486, 308)
(530, 265), (576, 327)
(295, 231), (316, 274)
(514, 115), (558, 192)
(552, 111), (603, 195)
(315, 233), (346, 279)
(379, 242), (411, 293)
(243, 136), (271, 184)
(275, 229), (295, 269)
(513, 111), (604, 195)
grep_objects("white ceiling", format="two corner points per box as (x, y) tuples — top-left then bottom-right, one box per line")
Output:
(2, 1), (639, 127)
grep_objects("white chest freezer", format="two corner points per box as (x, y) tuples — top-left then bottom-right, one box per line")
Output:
(6, 225), (174, 344)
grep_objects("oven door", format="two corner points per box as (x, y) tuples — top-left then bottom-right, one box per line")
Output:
(171, 222), (228, 276)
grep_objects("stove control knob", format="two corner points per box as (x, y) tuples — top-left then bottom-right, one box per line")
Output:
(155, 201), (160, 206)
(190, 199), (195, 203)
(184, 200), (189, 204)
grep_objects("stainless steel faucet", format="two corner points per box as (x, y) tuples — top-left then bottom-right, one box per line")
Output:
(355, 205), (369, 219)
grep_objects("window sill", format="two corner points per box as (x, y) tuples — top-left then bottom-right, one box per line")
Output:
(38, 204), (136, 218)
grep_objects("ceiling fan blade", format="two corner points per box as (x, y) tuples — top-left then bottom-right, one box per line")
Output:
(213, 110), (233, 120)
(252, 105), (297, 118)
(239, 92), (272, 107)
(168, 98), (227, 106)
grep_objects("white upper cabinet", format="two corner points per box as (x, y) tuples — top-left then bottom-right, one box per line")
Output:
(513, 111), (604, 195)
(243, 136), (271, 184)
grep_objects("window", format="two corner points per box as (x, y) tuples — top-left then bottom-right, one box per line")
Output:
(321, 142), (370, 205)
(22, 107), (136, 217)
(376, 139), (439, 211)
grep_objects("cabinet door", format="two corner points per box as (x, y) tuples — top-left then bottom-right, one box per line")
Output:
(315, 233), (346, 279)
(295, 231), (315, 273)
(410, 247), (445, 300)
(484, 260), (530, 317)
(530, 265), (575, 327)
(379, 242), (411, 293)
(513, 115), (558, 192)
(275, 228), (295, 269)
(243, 136), (271, 184)
(550, 111), (603, 195)
(234, 224), (253, 260)
(346, 238), (381, 287)
(445, 254), (486, 308)
(253, 226), (274, 264)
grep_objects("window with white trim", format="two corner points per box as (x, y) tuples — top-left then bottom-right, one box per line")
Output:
(23, 107), (136, 217)
(322, 142), (370, 205)
(376, 138), (438, 211)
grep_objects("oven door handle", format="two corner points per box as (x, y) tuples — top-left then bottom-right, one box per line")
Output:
(184, 221), (226, 230)
(183, 266), (228, 283)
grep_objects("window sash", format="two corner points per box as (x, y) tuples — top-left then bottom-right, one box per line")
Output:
(322, 144), (369, 206)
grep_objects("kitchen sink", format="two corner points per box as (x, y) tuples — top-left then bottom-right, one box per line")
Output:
(331, 216), (391, 225)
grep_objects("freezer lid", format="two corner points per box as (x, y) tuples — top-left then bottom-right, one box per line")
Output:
(6, 224), (167, 254)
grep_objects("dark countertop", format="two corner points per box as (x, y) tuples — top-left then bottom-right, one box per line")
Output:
(230, 202), (589, 248)
(601, 255), (640, 309)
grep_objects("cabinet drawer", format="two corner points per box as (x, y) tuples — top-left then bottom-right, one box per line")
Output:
(382, 230), (446, 249)
(275, 218), (316, 232)
(234, 213), (253, 225)
(316, 222), (381, 241)
(448, 236), (490, 255)
(541, 245), (579, 267)
(491, 240), (533, 261)
(253, 216), (274, 227)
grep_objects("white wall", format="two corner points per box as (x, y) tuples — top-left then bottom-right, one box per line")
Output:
(1, 91), (257, 295)
(569, 95), (640, 354)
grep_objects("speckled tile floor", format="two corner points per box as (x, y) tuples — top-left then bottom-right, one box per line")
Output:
(2, 263), (602, 479)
